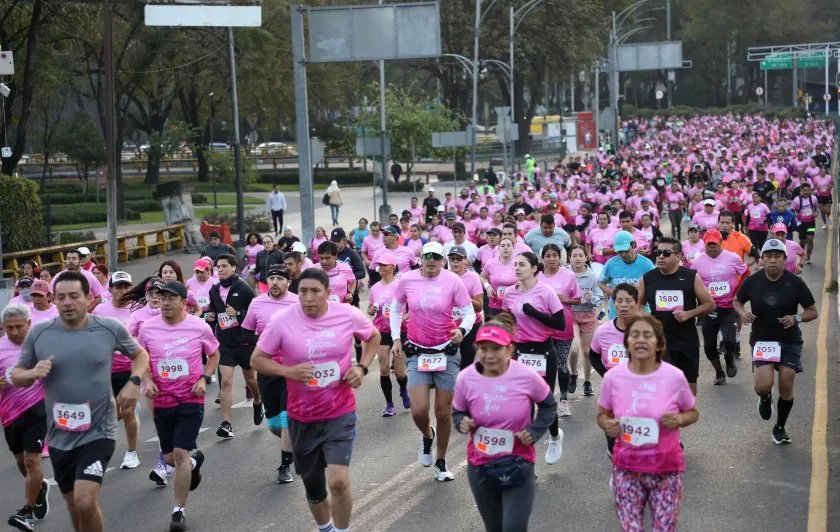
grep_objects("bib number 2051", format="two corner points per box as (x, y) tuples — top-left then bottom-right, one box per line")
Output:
(752, 341), (781, 363)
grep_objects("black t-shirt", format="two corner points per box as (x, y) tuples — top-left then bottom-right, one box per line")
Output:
(642, 266), (700, 347)
(277, 236), (301, 252)
(507, 202), (534, 217)
(735, 270), (815, 344)
(813, 153), (830, 169)
(422, 197), (441, 217)
(288, 278), (299, 295)
(752, 180), (775, 201)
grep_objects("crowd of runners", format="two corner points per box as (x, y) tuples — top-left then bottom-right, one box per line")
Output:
(0, 113), (835, 531)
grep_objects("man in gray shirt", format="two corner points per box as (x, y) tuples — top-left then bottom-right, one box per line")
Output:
(524, 214), (572, 258)
(12, 271), (148, 532)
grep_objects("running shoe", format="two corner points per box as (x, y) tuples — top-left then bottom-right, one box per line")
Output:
(434, 459), (454, 481)
(33, 480), (49, 520)
(545, 431), (564, 464)
(758, 392), (773, 421)
(400, 389), (411, 409)
(245, 386), (253, 401)
(216, 420), (234, 439)
(568, 374), (578, 394)
(583, 381), (594, 396)
(382, 403), (397, 417)
(772, 425), (791, 445)
(253, 401), (265, 426)
(149, 463), (168, 486)
(190, 450), (204, 491)
(822, 224), (827, 230)
(215, 390), (221, 404)
(170, 509), (186, 532)
(276, 465), (294, 484)
(419, 426), (435, 467)
(557, 399), (572, 417)
(734, 343), (742, 359)
(8, 507), (34, 532)
(725, 362), (737, 378)
(713, 372), (726, 385)
(120, 451), (140, 469)
(806, 259), (812, 265)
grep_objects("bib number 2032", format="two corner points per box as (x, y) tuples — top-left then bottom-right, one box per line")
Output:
(307, 362), (340, 388)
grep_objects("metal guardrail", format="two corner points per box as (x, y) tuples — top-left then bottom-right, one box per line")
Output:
(2, 224), (186, 280)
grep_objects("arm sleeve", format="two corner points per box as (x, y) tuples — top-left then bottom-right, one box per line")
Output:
(589, 349), (607, 378)
(524, 389), (558, 442)
(388, 297), (404, 340)
(523, 306), (566, 331)
(457, 304), (476, 334)
(348, 251), (366, 280)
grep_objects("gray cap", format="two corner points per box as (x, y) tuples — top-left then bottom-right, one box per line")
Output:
(761, 239), (787, 256)
(447, 245), (467, 257)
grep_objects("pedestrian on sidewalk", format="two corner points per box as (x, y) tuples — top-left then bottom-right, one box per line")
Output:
(327, 180), (343, 226)
(266, 185), (287, 236)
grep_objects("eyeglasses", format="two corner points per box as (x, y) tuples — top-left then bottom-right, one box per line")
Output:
(653, 249), (677, 258)
(422, 253), (444, 261)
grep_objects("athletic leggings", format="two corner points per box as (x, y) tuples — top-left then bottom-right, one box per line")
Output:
(515, 340), (559, 438)
(668, 210), (683, 239)
(459, 321), (482, 370)
(701, 307), (737, 362)
(467, 462), (536, 532)
(612, 466), (684, 532)
(552, 338), (572, 399)
(749, 229), (768, 252)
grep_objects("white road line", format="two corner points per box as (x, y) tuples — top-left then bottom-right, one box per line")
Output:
(232, 400), (254, 409)
(146, 427), (209, 443)
(46, 468), (116, 487)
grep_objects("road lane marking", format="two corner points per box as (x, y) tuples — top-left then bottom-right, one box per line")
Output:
(807, 226), (831, 532)
(232, 399), (253, 409)
(146, 427), (209, 443)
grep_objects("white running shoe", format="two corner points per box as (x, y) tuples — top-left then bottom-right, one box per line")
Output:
(120, 451), (140, 469)
(545, 431), (564, 464)
(822, 224), (827, 230)
(419, 426), (435, 467)
(149, 463), (168, 486)
(434, 461), (455, 481)
(557, 399), (572, 417)
(210, 373), (217, 383)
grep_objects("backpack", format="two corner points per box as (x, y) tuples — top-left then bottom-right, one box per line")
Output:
(322, 193), (330, 205)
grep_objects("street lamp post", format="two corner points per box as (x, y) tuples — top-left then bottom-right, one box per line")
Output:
(470, 0), (480, 182)
(209, 92), (217, 209)
(509, 0), (545, 175)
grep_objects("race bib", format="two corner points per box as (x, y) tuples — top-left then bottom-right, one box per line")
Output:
(801, 207), (813, 217)
(474, 427), (515, 455)
(452, 307), (462, 320)
(418, 354), (447, 372)
(819, 186), (829, 192)
(497, 286), (511, 298)
(750, 210), (762, 220)
(752, 341), (781, 363)
(595, 245), (604, 255)
(53, 402), (92, 432)
(608, 344), (628, 366)
(158, 358), (189, 379)
(218, 314), (239, 329)
(4, 366), (13, 385)
(518, 353), (547, 376)
(707, 281), (730, 298)
(569, 210), (578, 216)
(619, 416), (659, 447)
(197, 296), (210, 308)
(328, 295), (341, 303)
(382, 304), (391, 318)
(307, 362), (340, 388)
(655, 290), (684, 311)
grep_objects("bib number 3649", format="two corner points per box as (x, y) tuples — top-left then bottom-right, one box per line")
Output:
(53, 402), (92, 432)
(474, 427), (514, 455)
(752, 341), (781, 363)
(619, 416), (659, 447)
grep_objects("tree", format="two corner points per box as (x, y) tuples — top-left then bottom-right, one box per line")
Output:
(0, 174), (44, 252)
(55, 110), (106, 181)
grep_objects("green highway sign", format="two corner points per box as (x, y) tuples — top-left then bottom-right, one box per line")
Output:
(760, 53), (829, 70)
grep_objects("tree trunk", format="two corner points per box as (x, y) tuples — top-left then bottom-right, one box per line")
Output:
(197, 145), (210, 182)
(40, 153), (49, 188)
(144, 152), (161, 185)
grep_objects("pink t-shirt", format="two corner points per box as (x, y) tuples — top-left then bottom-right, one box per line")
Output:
(690, 250), (748, 308)
(791, 195), (818, 223)
(501, 281), (564, 343)
(475, 244), (499, 265)
(0, 336), (45, 427)
(588, 226), (618, 265)
(368, 279), (405, 333)
(255, 303), (375, 423)
(537, 269), (580, 341)
(137, 314), (220, 409)
(185, 276), (219, 311)
(50, 268), (104, 299)
(456, 270), (484, 327)
(92, 301), (135, 372)
(680, 240), (705, 268)
(29, 305), (59, 326)
(405, 238), (425, 255)
(591, 319), (628, 370)
(482, 257), (517, 310)
(361, 234), (386, 262)
(598, 363), (695, 474)
(745, 202), (770, 231)
(453, 361), (551, 466)
(126, 304), (161, 336)
(244, 244), (264, 266)
(563, 199), (584, 217)
(392, 269), (472, 346)
(371, 246), (418, 276)
(812, 174), (832, 196)
(666, 192), (685, 211)
(241, 292), (300, 335)
(691, 211), (719, 231)
(315, 262), (356, 304)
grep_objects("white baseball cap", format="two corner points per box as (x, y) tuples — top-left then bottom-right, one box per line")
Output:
(761, 239), (787, 256)
(703, 199), (716, 206)
(291, 241), (307, 254)
(428, 187), (435, 192)
(422, 242), (444, 256)
(77, 246), (91, 256)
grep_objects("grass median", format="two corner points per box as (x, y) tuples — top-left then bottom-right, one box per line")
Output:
(52, 206), (241, 232)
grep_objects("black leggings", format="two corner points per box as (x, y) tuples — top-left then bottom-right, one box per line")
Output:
(589, 350), (616, 455)
(552, 338), (572, 398)
(668, 210), (683, 239)
(459, 321), (482, 370)
(515, 341), (559, 438)
(271, 210), (284, 234)
(367, 268), (381, 287)
(701, 307), (738, 362)
(749, 229), (768, 252)
(467, 462), (536, 532)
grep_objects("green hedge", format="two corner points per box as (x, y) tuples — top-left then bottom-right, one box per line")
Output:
(39, 189), (207, 205)
(390, 181), (424, 192)
(622, 104), (806, 121)
(1, 175), (44, 252)
(256, 170), (373, 186)
(47, 204), (141, 226)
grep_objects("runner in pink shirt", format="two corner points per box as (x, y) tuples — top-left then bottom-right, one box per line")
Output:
(185, 258), (219, 314)
(760, 224), (805, 274)
(388, 242), (476, 482)
(691, 200), (720, 231)
(0, 304), (50, 529)
(680, 224), (705, 267)
(447, 245), (484, 372)
(137, 281), (220, 531)
(371, 225), (418, 280)
(590, 283), (639, 376)
(27, 280), (59, 326)
(811, 167), (833, 228)
(791, 183), (819, 263)
(49, 249), (104, 312)
(587, 213), (618, 265)
(157, 261), (201, 315)
(501, 251), (566, 463)
(366, 254), (409, 417)
(744, 193), (771, 251)
(453, 318), (556, 532)
(314, 242), (357, 304)
(665, 184), (686, 239)
(597, 314), (698, 532)
(125, 277), (165, 336)
(481, 238), (517, 316)
(361, 222), (386, 270)
(250, 268), (379, 532)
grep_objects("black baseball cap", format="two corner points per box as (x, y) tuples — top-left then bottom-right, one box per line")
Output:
(452, 222), (466, 232)
(267, 265), (291, 279)
(330, 228), (346, 241)
(486, 228), (502, 236)
(159, 281), (187, 299)
(447, 245), (467, 257)
(382, 225), (400, 236)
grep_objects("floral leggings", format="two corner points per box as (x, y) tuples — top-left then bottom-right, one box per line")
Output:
(612, 465), (684, 532)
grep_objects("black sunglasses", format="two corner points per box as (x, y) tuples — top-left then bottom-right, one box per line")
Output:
(653, 249), (677, 258)
(422, 253), (444, 260)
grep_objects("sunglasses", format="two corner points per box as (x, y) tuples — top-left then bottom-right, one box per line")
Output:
(653, 249), (677, 258)
(422, 253), (444, 261)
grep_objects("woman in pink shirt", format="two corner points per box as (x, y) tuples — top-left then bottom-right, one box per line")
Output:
(453, 316), (556, 532)
(744, 192), (771, 251)
(680, 224), (705, 268)
(811, 167), (833, 228)
(665, 183), (686, 240)
(587, 212), (618, 265)
(501, 251), (566, 464)
(366, 254), (409, 417)
(243, 233), (265, 284)
(309, 227), (328, 264)
(597, 314), (699, 531)
(480, 237), (517, 318)
(125, 277), (165, 336)
(157, 261), (202, 315)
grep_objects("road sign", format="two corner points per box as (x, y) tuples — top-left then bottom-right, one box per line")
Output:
(655, 90), (664, 100)
(310, 138), (325, 165)
(760, 53), (829, 70)
(756, 87), (764, 96)
(145, 5), (262, 27)
(824, 93), (832, 102)
(432, 128), (472, 148)
(355, 137), (390, 157)
(496, 118), (519, 143)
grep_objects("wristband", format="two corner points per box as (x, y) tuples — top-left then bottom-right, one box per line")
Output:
(484, 282), (492, 290)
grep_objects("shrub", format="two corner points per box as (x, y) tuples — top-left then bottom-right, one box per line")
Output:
(1, 174), (45, 252)
(256, 170), (373, 186)
(46, 204), (141, 226)
(54, 230), (97, 245)
(389, 181), (424, 192)
(201, 211), (272, 234)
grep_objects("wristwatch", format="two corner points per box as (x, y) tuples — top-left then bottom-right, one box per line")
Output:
(458, 327), (468, 338)
(128, 376), (142, 386)
(794, 314), (803, 323)
(358, 364), (369, 376)
(202, 375), (213, 384)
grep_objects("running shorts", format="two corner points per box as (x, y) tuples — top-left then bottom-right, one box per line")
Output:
(663, 343), (700, 384)
(153, 403), (204, 454)
(49, 438), (116, 494)
(4, 400), (47, 455)
(257, 373), (288, 420)
(219, 344), (254, 370)
(110, 371), (131, 399)
(406, 350), (461, 391)
(288, 411), (356, 479)
(573, 309), (600, 333)
(751, 342), (803, 373)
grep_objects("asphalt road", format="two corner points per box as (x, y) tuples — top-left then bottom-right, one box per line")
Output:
(1, 225), (837, 532)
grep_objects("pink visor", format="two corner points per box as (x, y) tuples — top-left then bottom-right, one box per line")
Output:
(475, 326), (513, 346)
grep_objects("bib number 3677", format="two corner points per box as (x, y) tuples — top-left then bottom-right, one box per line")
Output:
(619, 416), (659, 447)
(53, 402), (92, 432)
(474, 427), (514, 455)
(752, 341), (781, 363)
(418, 354), (446, 372)
(518, 353), (546, 376)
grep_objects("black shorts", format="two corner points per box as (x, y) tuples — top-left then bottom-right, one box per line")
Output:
(49, 439), (116, 494)
(378, 333), (394, 348)
(4, 400), (47, 455)
(797, 221), (815, 237)
(663, 344), (700, 384)
(219, 344), (254, 370)
(288, 412), (356, 479)
(110, 371), (131, 399)
(153, 403), (204, 455)
(817, 195), (832, 205)
(752, 342), (804, 373)
(257, 373), (288, 420)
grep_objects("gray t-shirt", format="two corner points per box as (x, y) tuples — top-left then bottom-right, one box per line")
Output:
(524, 226), (572, 255)
(18, 315), (139, 450)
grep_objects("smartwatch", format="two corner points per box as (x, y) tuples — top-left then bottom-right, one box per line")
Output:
(458, 327), (468, 338)
(202, 375), (213, 384)
(358, 364), (369, 376)
(794, 314), (803, 323)
(128, 376), (142, 386)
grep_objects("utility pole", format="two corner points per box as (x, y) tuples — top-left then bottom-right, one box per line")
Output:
(469, 0), (480, 180)
(227, 27), (245, 247)
(666, 0), (672, 109)
(103, 0), (118, 267)
(378, 0), (389, 219)
(594, 67), (600, 147)
(209, 92), (216, 209)
(726, 39), (731, 107)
